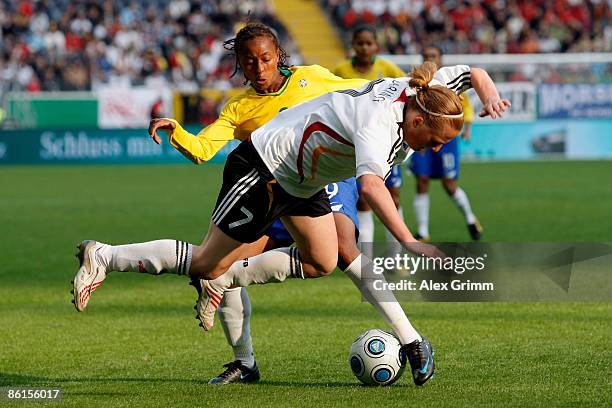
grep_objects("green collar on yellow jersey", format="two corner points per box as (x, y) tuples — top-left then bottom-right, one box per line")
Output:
(351, 56), (377, 68)
(253, 66), (293, 97)
(279, 66), (292, 77)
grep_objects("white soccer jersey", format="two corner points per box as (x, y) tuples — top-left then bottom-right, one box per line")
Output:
(251, 65), (472, 198)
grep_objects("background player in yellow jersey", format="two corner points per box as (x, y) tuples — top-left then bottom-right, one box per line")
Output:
(410, 46), (482, 241)
(144, 23), (427, 384)
(333, 24), (407, 255)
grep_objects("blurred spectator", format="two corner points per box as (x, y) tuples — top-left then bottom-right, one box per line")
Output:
(323, 0), (611, 55)
(0, 0), (301, 91)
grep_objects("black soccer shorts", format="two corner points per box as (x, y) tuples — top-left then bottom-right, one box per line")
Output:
(211, 140), (331, 243)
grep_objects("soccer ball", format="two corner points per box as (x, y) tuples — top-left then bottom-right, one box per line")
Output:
(348, 329), (406, 386)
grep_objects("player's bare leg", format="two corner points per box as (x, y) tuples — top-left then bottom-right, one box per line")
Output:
(280, 213), (338, 278)
(189, 221), (254, 280)
(199, 213), (338, 329)
(194, 234), (267, 334)
(190, 230), (269, 297)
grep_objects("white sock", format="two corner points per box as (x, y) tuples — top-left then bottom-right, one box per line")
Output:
(413, 193), (430, 238)
(344, 255), (421, 345)
(451, 187), (476, 224)
(384, 207), (403, 254)
(357, 210), (374, 243)
(98, 240), (192, 275)
(218, 287), (255, 368)
(208, 247), (303, 293)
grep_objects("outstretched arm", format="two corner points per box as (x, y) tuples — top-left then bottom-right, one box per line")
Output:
(470, 68), (511, 119)
(359, 174), (415, 243)
(359, 174), (444, 258)
(435, 65), (511, 120)
(148, 117), (236, 164)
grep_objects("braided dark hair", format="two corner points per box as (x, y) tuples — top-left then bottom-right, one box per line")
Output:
(223, 22), (290, 79)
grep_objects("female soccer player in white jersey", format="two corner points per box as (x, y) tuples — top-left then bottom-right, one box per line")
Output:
(72, 60), (509, 385)
(146, 23), (441, 385)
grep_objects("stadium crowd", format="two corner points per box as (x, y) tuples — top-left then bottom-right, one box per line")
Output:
(324, 0), (612, 55)
(1, 0), (610, 125)
(0, 0), (301, 92)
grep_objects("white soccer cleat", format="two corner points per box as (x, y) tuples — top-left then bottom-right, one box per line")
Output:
(195, 279), (224, 331)
(71, 240), (107, 312)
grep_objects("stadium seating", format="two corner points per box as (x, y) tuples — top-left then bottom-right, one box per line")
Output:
(321, 0), (612, 55)
(1, 0), (610, 126)
(0, 0), (301, 92)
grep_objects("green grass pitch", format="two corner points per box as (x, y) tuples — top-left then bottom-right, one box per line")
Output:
(1, 161), (610, 407)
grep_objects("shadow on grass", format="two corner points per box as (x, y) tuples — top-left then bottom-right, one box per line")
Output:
(257, 379), (404, 388)
(1, 373), (382, 389)
(0, 372), (207, 387)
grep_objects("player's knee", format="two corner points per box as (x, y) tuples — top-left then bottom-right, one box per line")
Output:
(337, 240), (360, 271)
(320, 256), (338, 276)
(416, 177), (429, 194)
(189, 248), (232, 280)
(316, 261), (336, 277)
(442, 179), (457, 195)
(302, 255), (337, 278)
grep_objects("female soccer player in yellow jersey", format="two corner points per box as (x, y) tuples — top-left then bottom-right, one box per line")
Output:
(74, 23), (437, 386)
(333, 24), (407, 255)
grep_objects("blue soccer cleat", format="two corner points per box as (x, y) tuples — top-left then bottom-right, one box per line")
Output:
(402, 337), (435, 386)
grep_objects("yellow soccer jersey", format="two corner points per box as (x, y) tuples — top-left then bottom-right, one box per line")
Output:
(461, 93), (474, 123)
(165, 65), (367, 164)
(333, 57), (405, 81)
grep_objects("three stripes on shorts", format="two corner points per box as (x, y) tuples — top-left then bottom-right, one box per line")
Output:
(212, 169), (260, 225)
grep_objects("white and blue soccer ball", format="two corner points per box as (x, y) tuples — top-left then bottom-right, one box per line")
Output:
(348, 329), (406, 386)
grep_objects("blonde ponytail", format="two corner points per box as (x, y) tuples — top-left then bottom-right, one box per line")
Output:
(408, 62), (464, 132)
(408, 61), (437, 91)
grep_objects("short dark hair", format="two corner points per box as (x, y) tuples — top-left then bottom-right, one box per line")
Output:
(223, 22), (290, 78)
(352, 24), (377, 42)
(422, 45), (443, 58)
